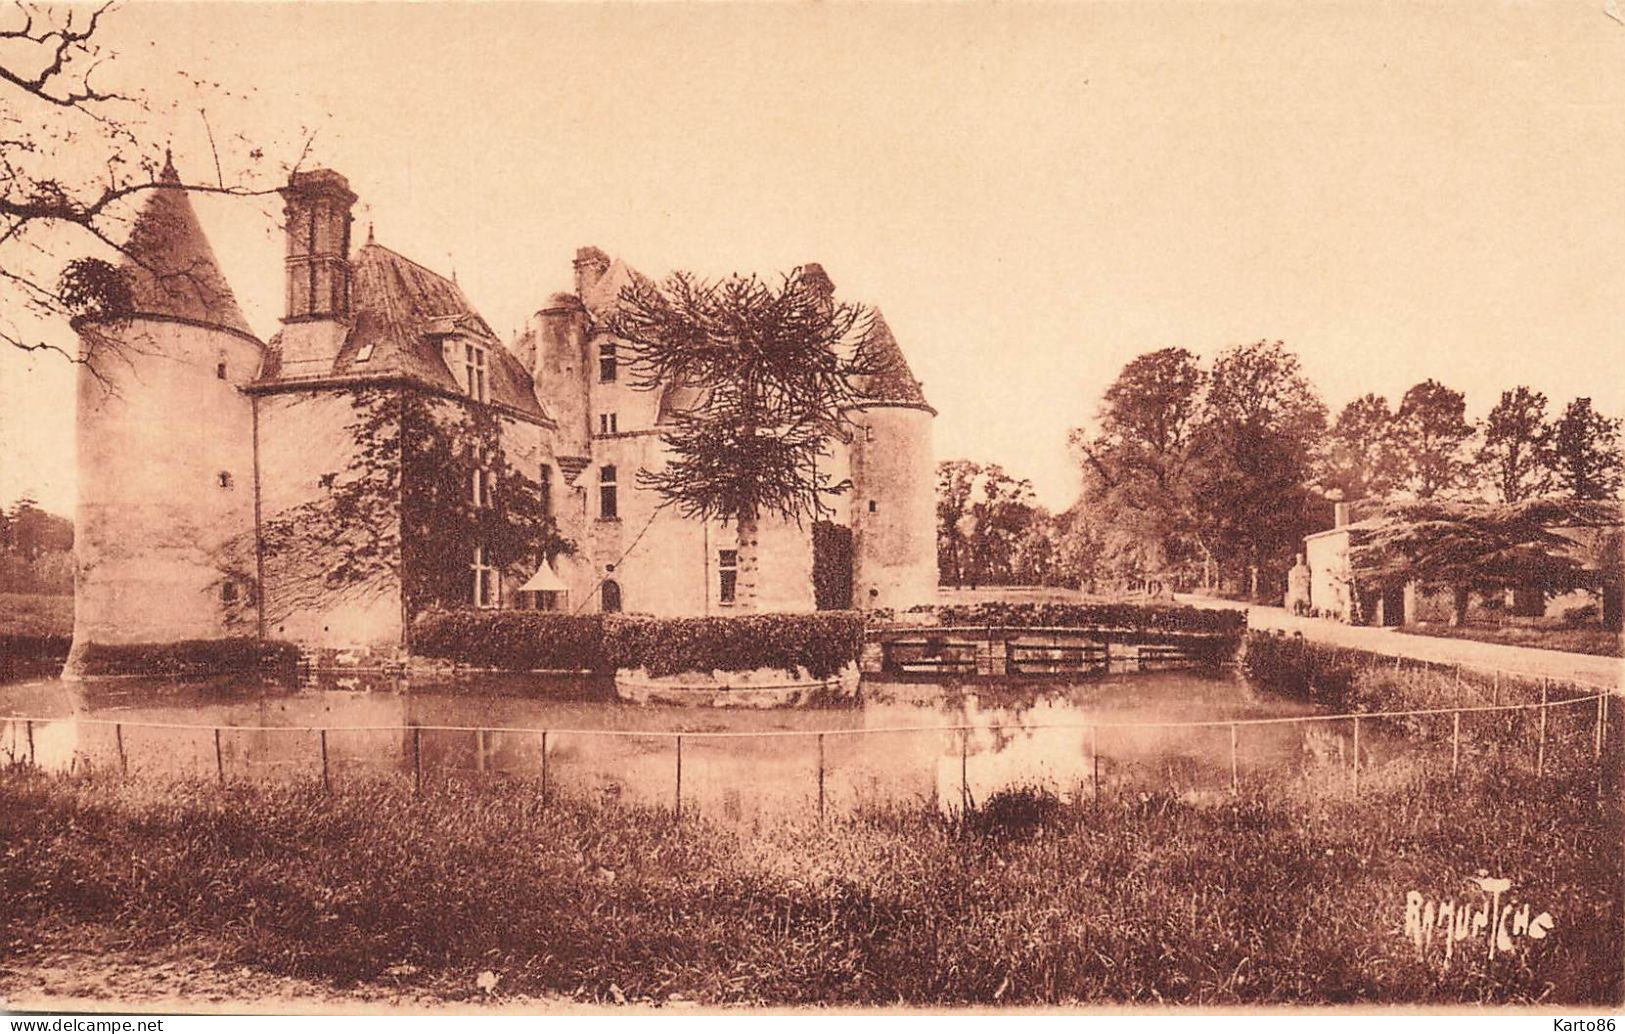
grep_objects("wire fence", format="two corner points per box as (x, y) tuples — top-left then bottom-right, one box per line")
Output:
(2, 651), (1618, 822)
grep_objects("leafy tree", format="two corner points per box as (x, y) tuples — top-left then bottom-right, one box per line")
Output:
(1186, 340), (1326, 597)
(1393, 379), (1475, 498)
(1477, 387), (1554, 503)
(933, 461), (1043, 587)
(1070, 348), (1208, 588)
(605, 267), (884, 611)
(1550, 397), (1623, 501)
(1318, 393), (1402, 501)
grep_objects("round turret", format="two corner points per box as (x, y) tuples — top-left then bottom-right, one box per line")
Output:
(849, 404), (936, 612)
(64, 164), (263, 674)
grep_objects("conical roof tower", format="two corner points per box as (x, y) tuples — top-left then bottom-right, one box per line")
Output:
(115, 154), (257, 340)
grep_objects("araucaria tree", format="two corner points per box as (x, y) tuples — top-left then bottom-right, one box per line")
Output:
(1477, 386), (1554, 503)
(1550, 397), (1623, 501)
(606, 268), (885, 611)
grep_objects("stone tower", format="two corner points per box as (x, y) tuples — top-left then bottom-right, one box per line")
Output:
(846, 311), (936, 612)
(64, 157), (264, 674)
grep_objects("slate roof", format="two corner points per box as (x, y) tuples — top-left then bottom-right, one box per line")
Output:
(850, 309), (931, 410)
(115, 157), (259, 341)
(256, 242), (548, 423)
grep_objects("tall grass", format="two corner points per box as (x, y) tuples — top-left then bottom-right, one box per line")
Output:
(2, 749), (1619, 1006)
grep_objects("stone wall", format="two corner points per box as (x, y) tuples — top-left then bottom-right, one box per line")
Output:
(255, 387), (404, 648)
(68, 319), (261, 667)
(1304, 530), (1352, 621)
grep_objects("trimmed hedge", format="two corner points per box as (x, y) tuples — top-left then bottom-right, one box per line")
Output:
(604, 611), (865, 680)
(410, 608), (866, 679)
(927, 601), (1245, 636)
(0, 634), (71, 680)
(74, 638), (300, 680)
(411, 609), (607, 671)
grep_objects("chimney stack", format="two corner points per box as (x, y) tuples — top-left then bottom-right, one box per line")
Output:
(279, 169), (357, 323)
(1333, 502), (1350, 528)
(573, 246), (611, 298)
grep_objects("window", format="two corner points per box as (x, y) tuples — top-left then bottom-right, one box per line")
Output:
(599, 465), (618, 520)
(216, 361), (228, 380)
(863, 425), (875, 442)
(539, 464), (553, 516)
(463, 342), (489, 402)
(598, 412), (618, 435)
(218, 471), (233, 489)
(868, 499), (877, 513)
(601, 579), (622, 613)
(471, 464), (491, 509)
(599, 341), (618, 382)
(221, 582), (238, 604)
(471, 546), (497, 608)
(718, 549), (738, 605)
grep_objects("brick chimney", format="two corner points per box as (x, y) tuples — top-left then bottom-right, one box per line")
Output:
(279, 169), (356, 322)
(1334, 502), (1350, 528)
(573, 246), (610, 297)
(799, 262), (835, 315)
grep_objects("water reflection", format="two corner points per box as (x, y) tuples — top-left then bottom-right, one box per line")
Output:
(0, 670), (1357, 820)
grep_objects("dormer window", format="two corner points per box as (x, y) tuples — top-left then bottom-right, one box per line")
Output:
(463, 341), (489, 403)
(599, 341), (618, 382)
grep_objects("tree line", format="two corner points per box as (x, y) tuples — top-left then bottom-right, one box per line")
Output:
(939, 341), (1623, 596)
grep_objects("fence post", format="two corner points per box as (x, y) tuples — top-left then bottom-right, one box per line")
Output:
(959, 729), (969, 815)
(1351, 716), (1361, 793)
(214, 727), (224, 786)
(1229, 723), (1238, 795)
(115, 722), (126, 776)
(1493, 669), (1501, 706)
(320, 729), (330, 793)
(540, 730), (549, 810)
(1595, 694), (1605, 760)
(475, 729), (487, 775)
(413, 727), (422, 794)
(1451, 711), (1461, 778)
(674, 735), (683, 822)
(1536, 680), (1549, 778)
(817, 733), (826, 824)
(25, 719), (33, 767)
(1090, 725), (1100, 805)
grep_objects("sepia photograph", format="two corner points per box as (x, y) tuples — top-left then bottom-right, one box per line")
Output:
(0, 0), (1621, 1020)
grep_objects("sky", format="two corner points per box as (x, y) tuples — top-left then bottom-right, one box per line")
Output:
(2, 1), (1623, 517)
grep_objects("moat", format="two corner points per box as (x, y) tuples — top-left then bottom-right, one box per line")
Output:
(0, 670), (1369, 820)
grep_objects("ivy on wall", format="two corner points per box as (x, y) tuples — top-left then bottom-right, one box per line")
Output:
(259, 386), (573, 631)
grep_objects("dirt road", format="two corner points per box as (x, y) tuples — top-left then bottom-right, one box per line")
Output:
(1182, 596), (1622, 689)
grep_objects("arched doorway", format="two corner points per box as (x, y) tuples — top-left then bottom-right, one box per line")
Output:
(601, 579), (622, 613)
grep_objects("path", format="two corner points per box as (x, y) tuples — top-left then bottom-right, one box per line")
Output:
(1178, 595), (1623, 689)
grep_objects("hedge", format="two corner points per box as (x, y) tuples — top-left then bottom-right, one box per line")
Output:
(410, 608), (866, 679)
(0, 634), (71, 680)
(926, 601), (1245, 636)
(411, 609), (607, 672)
(73, 638), (300, 680)
(604, 611), (865, 680)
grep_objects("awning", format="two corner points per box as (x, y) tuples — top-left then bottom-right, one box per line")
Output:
(517, 561), (568, 593)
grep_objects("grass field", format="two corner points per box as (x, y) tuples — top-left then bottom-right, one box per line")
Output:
(2, 738), (1619, 1007)
(1400, 622), (1622, 658)
(0, 592), (72, 638)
